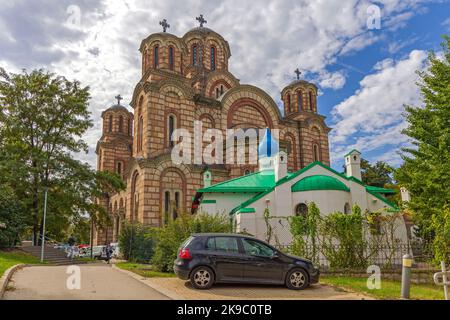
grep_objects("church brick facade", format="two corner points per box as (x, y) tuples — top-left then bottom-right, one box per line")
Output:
(94, 20), (331, 245)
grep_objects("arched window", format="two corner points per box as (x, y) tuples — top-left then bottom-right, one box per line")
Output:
(287, 94), (291, 113)
(216, 87), (220, 98)
(164, 191), (170, 219)
(309, 91), (314, 111)
(210, 46), (216, 70)
(295, 203), (308, 217)
(169, 46), (174, 71)
(297, 91), (303, 111)
(128, 118), (132, 136)
(118, 115), (123, 133)
(344, 203), (351, 215)
(168, 115), (176, 148)
(173, 191), (180, 220)
(192, 44), (198, 66)
(117, 161), (122, 175)
(137, 116), (143, 152)
(154, 45), (159, 68)
(220, 85), (224, 96)
(244, 169), (251, 175)
(313, 144), (320, 162)
(108, 115), (113, 132)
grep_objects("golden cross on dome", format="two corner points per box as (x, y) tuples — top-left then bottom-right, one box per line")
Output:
(159, 19), (170, 32)
(196, 14), (207, 27)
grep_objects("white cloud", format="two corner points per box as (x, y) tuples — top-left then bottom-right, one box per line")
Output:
(0, 0), (432, 167)
(318, 70), (347, 90)
(330, 49), (428, 165)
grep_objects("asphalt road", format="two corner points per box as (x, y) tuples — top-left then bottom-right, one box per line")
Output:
(3, 264), (170, 300)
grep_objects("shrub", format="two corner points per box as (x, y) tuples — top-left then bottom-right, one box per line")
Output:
(152, 213), (231, 272)
(0, 185), (25, 248)
(118, 221), (157, 263)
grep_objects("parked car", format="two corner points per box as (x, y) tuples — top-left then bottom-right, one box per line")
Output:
(79, 245), (105, 259)
(173, 233), (320, 290)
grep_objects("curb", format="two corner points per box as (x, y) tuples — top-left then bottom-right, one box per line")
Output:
(0, 264), (26, 299)
(111, 264), (184, 300)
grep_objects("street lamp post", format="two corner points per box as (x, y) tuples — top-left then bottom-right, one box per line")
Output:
(40, 187), (48, 263)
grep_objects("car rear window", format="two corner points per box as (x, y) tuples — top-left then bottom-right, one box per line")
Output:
(181, 236), (195, 249)
(206, 237), (239, 253)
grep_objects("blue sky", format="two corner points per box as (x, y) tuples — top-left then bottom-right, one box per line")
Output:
(0, 0), (448, 171)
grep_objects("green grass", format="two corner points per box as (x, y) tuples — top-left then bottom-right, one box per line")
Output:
(0, 250), (41, 278)
(321, 275), (445, 300)
(116, 262), (176, 278)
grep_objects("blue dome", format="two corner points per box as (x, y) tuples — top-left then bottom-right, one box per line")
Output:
(258, 128), (279, 158)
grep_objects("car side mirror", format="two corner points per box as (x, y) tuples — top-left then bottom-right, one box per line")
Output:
(271, 253), (279, 260)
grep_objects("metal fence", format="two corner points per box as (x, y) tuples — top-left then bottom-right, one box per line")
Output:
(275, 242), (433, 271)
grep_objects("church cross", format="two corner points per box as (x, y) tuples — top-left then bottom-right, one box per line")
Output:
(294, 68), (302, 80)
(159, 19), (170, 32)
(115, 94), (123, 105)
(196, 14), (207, 27)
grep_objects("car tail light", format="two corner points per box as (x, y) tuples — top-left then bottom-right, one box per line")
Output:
(179, 248), (191, 260)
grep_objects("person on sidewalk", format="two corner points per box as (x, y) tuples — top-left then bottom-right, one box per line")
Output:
(105, 243), (113, 264)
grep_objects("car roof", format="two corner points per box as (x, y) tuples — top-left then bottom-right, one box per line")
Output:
(191, 233), (256, 238)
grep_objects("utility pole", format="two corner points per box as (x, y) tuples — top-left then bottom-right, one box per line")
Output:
(40, 187), (48, 263)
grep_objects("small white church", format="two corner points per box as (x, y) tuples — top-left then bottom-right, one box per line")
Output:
(195, 128), (408, 245)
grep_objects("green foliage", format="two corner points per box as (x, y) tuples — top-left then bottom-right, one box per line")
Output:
(395, 36), (450, 259)
(0, 185), (26, 248)
(361, 159), (394, 187)
(118, 221), (157, 263)
(430, 206), (450, 265)
(152, 213), (231, 272)
(288, 203), (407, 269)
(0, 68), (125, 244)
(319, 205), (367, 269)
(289, 202), (321, 264)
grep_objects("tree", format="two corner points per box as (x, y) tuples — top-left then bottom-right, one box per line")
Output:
(0, 68), (124, 244)
(0, 185), (26, 248)
(395, 36), (450, 260)
(343, 158), (394, 187)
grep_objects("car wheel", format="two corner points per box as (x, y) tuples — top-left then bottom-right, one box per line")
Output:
(190, 266), (215, 290)
(286, 268), (309, 290)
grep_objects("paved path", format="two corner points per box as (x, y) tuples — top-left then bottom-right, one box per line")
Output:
(3, 264), (169, 300)
(134, 277), (373, 300)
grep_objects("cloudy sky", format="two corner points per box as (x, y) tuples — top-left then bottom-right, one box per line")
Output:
(0, 0), (448, 171)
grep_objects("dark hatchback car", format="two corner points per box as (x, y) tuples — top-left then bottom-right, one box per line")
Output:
(173, 233), (319, 290)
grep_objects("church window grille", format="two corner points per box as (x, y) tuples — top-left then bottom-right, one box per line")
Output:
(210, 46), (216, 70)
(118, 115), (123, 133)
(295, 203), (308, 217)
(169, 46), (174, 70)
(192, 45), (198, 66)
(309, 91), (314, 111)
(108, 115), (113, 132)
(287, 94), (291, 113)
(297, 91), (303, 111)
(174, 191), (180, 220)
(164, 191), (170, 216)
(138, 116), (143, 152)
(313, 144), (320, 162)
(168, 115), (175, 148)
(154, 45), (159, 68)
(344, 202), (351, 215)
